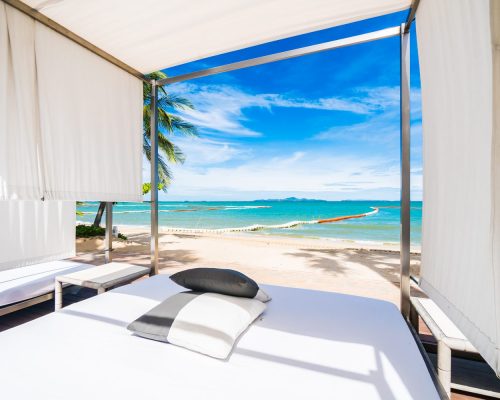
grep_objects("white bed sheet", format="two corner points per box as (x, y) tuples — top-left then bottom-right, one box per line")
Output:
(0, 275), (440, 399)
(0, 260), (92, 307)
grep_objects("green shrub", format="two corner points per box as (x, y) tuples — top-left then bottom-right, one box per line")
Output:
(76, 224), (127, 240)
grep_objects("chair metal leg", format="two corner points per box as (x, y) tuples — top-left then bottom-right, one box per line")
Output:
(54, 280), (63, 310)
(437, 340), (452, 397)
(409, 302), (419, 332)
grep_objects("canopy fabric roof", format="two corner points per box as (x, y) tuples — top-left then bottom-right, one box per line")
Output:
(21, 0), (410, 74)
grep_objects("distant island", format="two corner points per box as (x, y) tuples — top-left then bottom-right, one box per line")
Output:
(254, 197), (327, 202)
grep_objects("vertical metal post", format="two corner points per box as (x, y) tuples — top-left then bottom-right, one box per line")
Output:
(150, 80), (159, 275)
(104, 202), (113, 263)
(400, 24), (411, 319)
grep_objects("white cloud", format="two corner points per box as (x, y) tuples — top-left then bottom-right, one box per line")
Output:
(164, 149), (412, 201)
(313, 87), (421, 142)
(168, 83), (382, 138)
(173, 137), (249, 166)
(150, 84), (424, 201)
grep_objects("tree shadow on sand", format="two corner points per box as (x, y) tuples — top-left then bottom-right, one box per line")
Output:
(284, 248), (423, 297)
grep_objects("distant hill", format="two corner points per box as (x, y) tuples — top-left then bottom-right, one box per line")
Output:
(254, 197), (327, 202)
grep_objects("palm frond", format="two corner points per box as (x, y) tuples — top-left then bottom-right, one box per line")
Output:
(158, 94), (194, 111)
(157, 134), (186, 164)
(142, 70), (198, 190)
(143, 140), (172, 190)
(170, 115), (198, 137)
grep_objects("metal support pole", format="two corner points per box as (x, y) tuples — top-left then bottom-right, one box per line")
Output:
(400, 24), (411, 319)
(104, 202), (113, 263)
(150, 80), (159, 275)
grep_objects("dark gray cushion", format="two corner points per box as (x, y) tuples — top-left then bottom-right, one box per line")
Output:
(170, 268), (259, 298)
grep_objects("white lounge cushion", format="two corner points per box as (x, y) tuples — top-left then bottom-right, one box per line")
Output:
(0, 275), (441, 399)
(0, 260), (92, 307)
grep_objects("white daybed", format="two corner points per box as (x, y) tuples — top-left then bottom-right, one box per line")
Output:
(0, 275), (440, 399)
(0, 260), (92, 316)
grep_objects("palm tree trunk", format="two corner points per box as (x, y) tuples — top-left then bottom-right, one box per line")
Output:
(93, 202), (106, 227)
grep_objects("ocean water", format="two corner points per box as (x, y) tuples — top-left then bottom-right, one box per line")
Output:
(77, 200), (422, 245)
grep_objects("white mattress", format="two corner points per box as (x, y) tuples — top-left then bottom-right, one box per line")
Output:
(0, 260), (92, 307)
(0, 275), (440, 399)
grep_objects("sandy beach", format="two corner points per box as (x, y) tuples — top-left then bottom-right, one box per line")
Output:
(74, 226), (422, 306)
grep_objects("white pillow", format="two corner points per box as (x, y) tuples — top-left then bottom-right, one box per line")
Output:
(128, 291), (266, 359)
(169, 293), (265, 359)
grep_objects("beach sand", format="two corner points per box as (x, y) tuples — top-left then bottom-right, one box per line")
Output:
(74, 226), (422, 307)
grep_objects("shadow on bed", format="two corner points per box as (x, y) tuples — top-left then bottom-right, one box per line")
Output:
(60, 309), (128, 327)
(55, 277), (431, 399)
(234, 347), (399, 400)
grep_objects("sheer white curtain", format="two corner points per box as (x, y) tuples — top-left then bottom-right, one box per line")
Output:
(0, 3), (142, 272)
(417, 0), (500, 375)
(35, 23), (143, 201)
(0, 4), (43, 200)
(0, 3), (143, 202)
(0, 200), (75, 271)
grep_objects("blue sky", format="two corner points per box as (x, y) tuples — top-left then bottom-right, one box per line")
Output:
(151, 10), (422, 201)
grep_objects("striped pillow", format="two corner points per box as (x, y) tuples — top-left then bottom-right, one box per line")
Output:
(127, 291), (266, 359)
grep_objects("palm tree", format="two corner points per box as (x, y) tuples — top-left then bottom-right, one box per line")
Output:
(92, 71), (197, 226)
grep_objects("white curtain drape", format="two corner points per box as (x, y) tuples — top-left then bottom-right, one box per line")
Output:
(417, 0), (500, 375)
(0, 200), (75, 272)
(0, 4), (43, 200)
(0, 3), (143, 201)
(35, 23), (143, 201)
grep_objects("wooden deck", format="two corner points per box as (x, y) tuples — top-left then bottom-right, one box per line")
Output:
(0, 288), (498, 399)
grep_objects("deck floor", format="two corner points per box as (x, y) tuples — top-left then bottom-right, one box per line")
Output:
(0, 286), (498, 399)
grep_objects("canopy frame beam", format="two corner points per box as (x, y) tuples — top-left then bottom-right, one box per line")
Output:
(404, 0), (420, 34)
(157, 27), (400, 86)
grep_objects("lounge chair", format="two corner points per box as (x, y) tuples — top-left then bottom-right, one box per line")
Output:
(0, 260), (93, 316)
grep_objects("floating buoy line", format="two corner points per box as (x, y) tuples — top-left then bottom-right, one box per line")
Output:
(163, 207), (379, 234)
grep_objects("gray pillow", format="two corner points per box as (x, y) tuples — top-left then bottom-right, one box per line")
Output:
(127, 291), (200, 342)
(170, 268), (259, 298)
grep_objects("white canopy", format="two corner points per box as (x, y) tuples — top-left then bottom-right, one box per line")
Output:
(5, 0), (500, 382)
(418, 0), (500, 375)
(21, 0), (410, 73)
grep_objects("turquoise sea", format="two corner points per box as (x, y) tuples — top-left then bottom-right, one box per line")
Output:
(77, 200), (422, 245)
